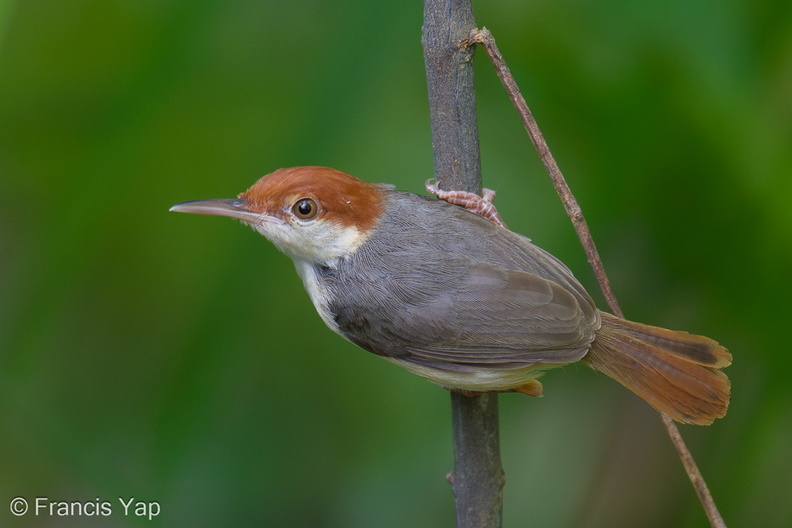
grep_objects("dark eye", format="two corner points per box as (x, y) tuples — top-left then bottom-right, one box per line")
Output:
(293, 198), (318, 220)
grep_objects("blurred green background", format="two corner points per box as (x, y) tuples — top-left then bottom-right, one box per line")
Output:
(1, 0), (790, 526)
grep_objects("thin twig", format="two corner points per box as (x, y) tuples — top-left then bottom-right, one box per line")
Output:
(468, 28), (622, 316)
(661, 413), (727, 527)
(469, 26), (726, 528)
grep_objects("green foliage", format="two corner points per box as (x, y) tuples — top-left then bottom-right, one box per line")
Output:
(1, 0), (790, 526)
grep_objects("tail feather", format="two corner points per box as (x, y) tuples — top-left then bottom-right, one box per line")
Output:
(583, 311), (731, 425)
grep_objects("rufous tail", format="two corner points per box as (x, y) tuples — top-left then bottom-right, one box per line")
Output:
(583, 311), (732, 425)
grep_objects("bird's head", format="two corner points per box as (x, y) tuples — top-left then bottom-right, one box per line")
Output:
(170, 166), (385, 266)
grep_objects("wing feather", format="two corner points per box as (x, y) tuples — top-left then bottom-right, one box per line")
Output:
(328, 191), (600, 374)
(395, 264), (596, 371)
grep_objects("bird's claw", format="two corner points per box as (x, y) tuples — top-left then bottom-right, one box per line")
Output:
(425, 179), (507, 228)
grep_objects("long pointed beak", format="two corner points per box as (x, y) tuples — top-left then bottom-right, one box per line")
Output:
(169, 198), (272, 224)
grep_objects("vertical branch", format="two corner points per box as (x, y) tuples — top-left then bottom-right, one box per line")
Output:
(423, 0), (482, 194)
(449, 391), (505, 528)
(422, 2), (505, 528)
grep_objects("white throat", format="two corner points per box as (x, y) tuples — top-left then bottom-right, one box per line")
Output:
(292, 259), (342, 334)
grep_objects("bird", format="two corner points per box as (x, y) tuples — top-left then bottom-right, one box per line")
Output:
(170, 166), (731, 425)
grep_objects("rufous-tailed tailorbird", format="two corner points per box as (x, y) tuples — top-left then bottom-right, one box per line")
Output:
(171, 166), (731, 425)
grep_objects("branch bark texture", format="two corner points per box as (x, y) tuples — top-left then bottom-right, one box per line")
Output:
(422, 2), (505, 528)
(423, 0), (482, 194)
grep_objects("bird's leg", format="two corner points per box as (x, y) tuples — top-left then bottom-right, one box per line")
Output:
(425, 179), (507, 228)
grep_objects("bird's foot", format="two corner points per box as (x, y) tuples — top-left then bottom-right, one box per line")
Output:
(425, 180), (507, 228)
